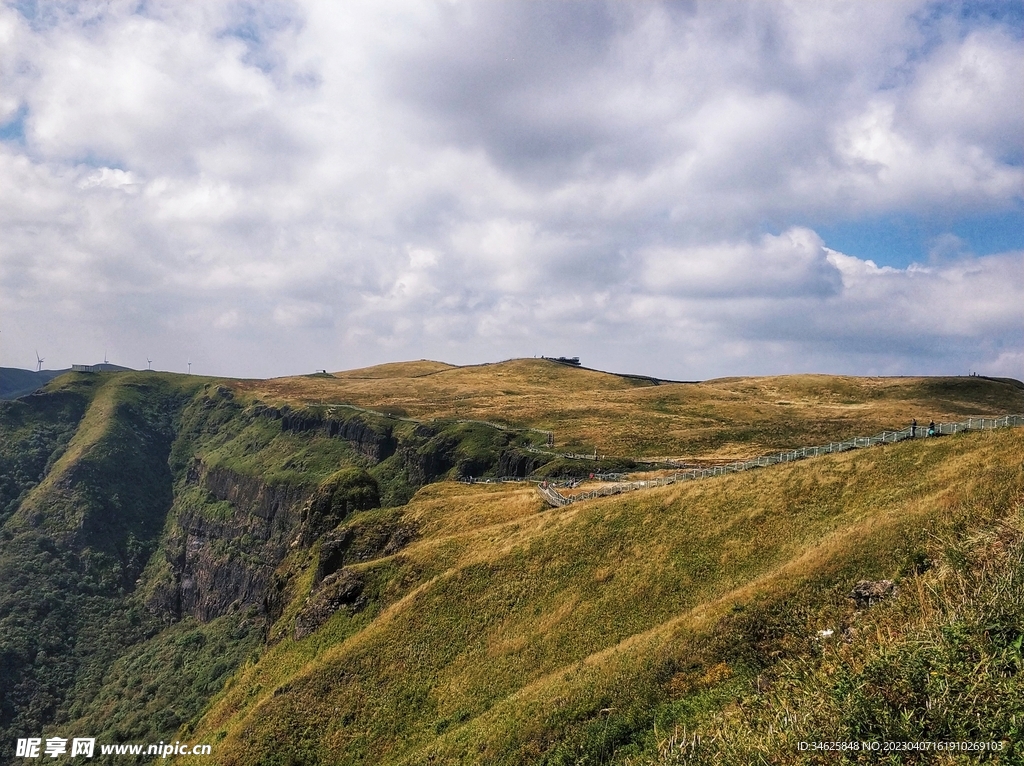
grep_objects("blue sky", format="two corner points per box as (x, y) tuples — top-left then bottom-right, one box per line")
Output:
(817, 208), (1023, 267)
(0, 1), (1021, 380)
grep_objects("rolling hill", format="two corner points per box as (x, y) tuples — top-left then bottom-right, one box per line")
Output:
(0, 367), (66, 400)
(181, 426), (1024, 765)
(234, 359), (1024, 460)
(0, 365), (134, 400)
(0, 361), (1022, 765)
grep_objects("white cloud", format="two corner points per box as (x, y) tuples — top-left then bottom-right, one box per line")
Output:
(825, 249), (1024, 340)
(831, 98), (1023, 213)
(78, 167), (141, 191)
(272, 300), (333, 329)
(640, 228), (841, 298)
(0, 1), (1020, 381)
(908, 27), (1024, 153)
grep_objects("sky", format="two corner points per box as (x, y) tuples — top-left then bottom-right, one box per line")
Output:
(0, 0), (1021, 381)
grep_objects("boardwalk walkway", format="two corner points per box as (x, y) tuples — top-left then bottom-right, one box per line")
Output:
(536, 415), (1024, 508)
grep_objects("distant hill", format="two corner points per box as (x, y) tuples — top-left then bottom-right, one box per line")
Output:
(0, 367), (67, 399)
(0, 363), (135, 400)
(244, 358), (1024, 460)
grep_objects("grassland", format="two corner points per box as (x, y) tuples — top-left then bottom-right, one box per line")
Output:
(184, 425), (1024, 765)
(2, 362), (1022, 766)
(233, 359), (1024, 459)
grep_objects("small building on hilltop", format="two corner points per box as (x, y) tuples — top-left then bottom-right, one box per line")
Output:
(72, 363), (134, 373)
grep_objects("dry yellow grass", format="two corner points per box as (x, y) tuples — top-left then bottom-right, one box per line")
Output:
(229, 359), (1024, 460)
(184, 427), (1024, 766)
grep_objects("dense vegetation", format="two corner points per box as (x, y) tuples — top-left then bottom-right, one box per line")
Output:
(0, 361), (1021, 765)
(0, 374), (201, 758)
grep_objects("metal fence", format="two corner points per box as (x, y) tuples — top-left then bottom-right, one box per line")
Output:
(537, 414), (1024, 508)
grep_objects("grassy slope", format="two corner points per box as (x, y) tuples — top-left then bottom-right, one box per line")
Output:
(0, 386), (88, 528)
(233, 360), (1024, 459)
(185, 426), (1024, 765)
(644, 513), (1024, 765)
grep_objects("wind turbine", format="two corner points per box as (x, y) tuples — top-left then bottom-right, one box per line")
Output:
(187, 360), (192, 375)
(35, 350), (43, 372)
(147, 358), (152, 370)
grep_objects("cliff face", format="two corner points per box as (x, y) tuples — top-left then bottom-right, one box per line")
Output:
(149, 462), (313, 622)
(149, 395), (514, 626)
(155, 397), (542, 636)
(150, 460), (386, 623)
(278, 408), (398, 461)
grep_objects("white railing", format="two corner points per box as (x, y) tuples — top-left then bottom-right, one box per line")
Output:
(537, 415), (1024, 507)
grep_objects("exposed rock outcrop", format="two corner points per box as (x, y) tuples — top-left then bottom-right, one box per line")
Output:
(150, 462), (387, 625)
(298, 467), (380, 546)
(849, 579), (896, 608)
(150, 462), (315, 622)
(294, 569), (365, 639)
(276, 409), (398, 461)
(314, 518), (417, 585)
(497, 448), (547, 478)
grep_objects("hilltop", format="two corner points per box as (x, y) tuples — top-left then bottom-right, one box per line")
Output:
(240, 358), (1024, 459)
(0, 361), (1021, 765)
(0, 364), (134, 400)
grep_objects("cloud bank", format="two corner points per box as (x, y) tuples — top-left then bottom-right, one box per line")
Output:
(1, 0), (1021, 379)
